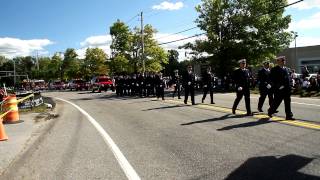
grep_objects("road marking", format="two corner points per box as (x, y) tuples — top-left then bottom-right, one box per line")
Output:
(56, 98), (141, 180)
(218, 93), (320, 107)
(165, 99), (320, 130)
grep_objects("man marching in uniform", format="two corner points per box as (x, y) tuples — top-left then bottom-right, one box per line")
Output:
(183, 65), (195, 105)
(201, 66), (215, 104)
(155, 72), (165, 100)
(172, 69), (182, 99)
(257, 61), (273, 112)
(268, 56), (295, 120)
(232, 59), (253, 116)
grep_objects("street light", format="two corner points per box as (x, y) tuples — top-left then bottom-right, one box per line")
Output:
(293, 31), (298, 66)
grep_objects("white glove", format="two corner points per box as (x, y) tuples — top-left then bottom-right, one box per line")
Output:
(136, 84), (139, 87)
(238, 87), (243, 91)
(266, 84), (271, 89)
(188, 82), (191, 85)
(141, 82), (144, 85)
(279, 86), (284, 90)
(173, 84), (176, 87)
(203, 85), (207, 88)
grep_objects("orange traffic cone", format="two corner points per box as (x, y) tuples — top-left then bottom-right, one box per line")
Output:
(3, 95), (21, 124)
(0, 118), (8, 141)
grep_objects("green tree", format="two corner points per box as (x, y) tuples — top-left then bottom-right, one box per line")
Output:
(109, 20), (132, 74)
(163, 50), (179, 76)
(110, 20), (132, 55)
(140, 24), (168, 72)
(84, 47), (108, 77)
(49, 53), (63, 80)
(62, 48), (79, 79)
(110, 54), (129, 74)
(185, 0), (292, 76)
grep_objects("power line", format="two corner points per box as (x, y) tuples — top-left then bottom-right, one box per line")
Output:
(125, 14), (140, 24)
(156, 26), (199, 40)
(158, 33), (206, 46)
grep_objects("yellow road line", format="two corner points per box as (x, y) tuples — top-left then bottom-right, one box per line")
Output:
(164, 99), (320, 130)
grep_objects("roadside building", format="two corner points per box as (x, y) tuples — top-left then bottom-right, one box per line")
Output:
(278, 45), (320, 74)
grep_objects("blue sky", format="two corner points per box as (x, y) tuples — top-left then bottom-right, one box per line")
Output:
(1, 0), (320, 59)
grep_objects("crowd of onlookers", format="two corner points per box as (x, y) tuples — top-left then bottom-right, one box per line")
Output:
(290, 67), (320, 92)
(203, 66), (320, 94)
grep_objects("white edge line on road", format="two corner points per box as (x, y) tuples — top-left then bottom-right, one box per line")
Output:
(56, 98), (141, 180)
(219, 94), (320, 107)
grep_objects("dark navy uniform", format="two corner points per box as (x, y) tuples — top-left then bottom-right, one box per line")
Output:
(155, 73), (165, 100)
(268, 62), (294, 120)
(257, 66), (273, 111)
(172, 71), (182, 99)
(183, 67), (195, 105)
(232, 60), (252, 115)
(201, 70), (215, 104)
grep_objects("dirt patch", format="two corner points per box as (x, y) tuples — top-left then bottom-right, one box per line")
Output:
(34, 112), (59, 123)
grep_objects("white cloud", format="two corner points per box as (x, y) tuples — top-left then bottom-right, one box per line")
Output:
(289, 12), (320, 30)
(78, 35), (112, 59)
(152, 1), (184, 11)
(288, 0), (320, 10)
(290, 36), (320, 47)
(80, 35), (112, 47)
(0, 37), (53, 58)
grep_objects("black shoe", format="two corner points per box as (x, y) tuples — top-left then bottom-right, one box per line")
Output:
(178, 97), (181, 99)
(258, 108), (263, 112)
(192, 102), (195, 105)
(275, 110), (279, 113)
(211, 102), (215, 104)
(202, 99), (204, 103)
(162, 98), (165, 100)
(246, 112), (253, 116)
(286, 116), (295, 120)
(232, 109), (236, 114)
(184, 100), (187, 104)
(268, 113), (273, 118)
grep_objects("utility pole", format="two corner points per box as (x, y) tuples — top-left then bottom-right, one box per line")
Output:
(13, 60), (16, 87)
(36, 50), (39, 70)
(294, 32), (298, 67)
(140, 11), (145, 74)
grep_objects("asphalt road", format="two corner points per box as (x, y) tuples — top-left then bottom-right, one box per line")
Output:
(2, 91), (320, 180)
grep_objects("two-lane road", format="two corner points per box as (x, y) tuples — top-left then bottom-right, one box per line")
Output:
(2, 91), (320, 180)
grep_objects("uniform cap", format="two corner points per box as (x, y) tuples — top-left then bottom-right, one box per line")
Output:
(238, 59), (246, 63)
(276, 56), (286, 61)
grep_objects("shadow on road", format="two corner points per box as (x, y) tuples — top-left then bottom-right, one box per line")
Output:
(225, 154), (320, 180)
(217, 118), (273, 131)
(143, 104), (187, 111)
(181, 114), (248, 126)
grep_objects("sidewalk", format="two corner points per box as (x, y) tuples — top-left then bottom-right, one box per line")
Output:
(0, 110), (57, 176)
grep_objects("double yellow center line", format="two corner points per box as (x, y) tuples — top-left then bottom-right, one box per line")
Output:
(163, 99), (320, 130)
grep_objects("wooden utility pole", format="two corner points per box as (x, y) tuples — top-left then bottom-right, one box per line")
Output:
(140, 11), (145, 74)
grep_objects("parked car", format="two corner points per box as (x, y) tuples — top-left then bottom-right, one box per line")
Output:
(90, 76), (114, 93)
(51, 80), (66, 90)
(33, 79), (47, 91)
(68, 79), (89, 91)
